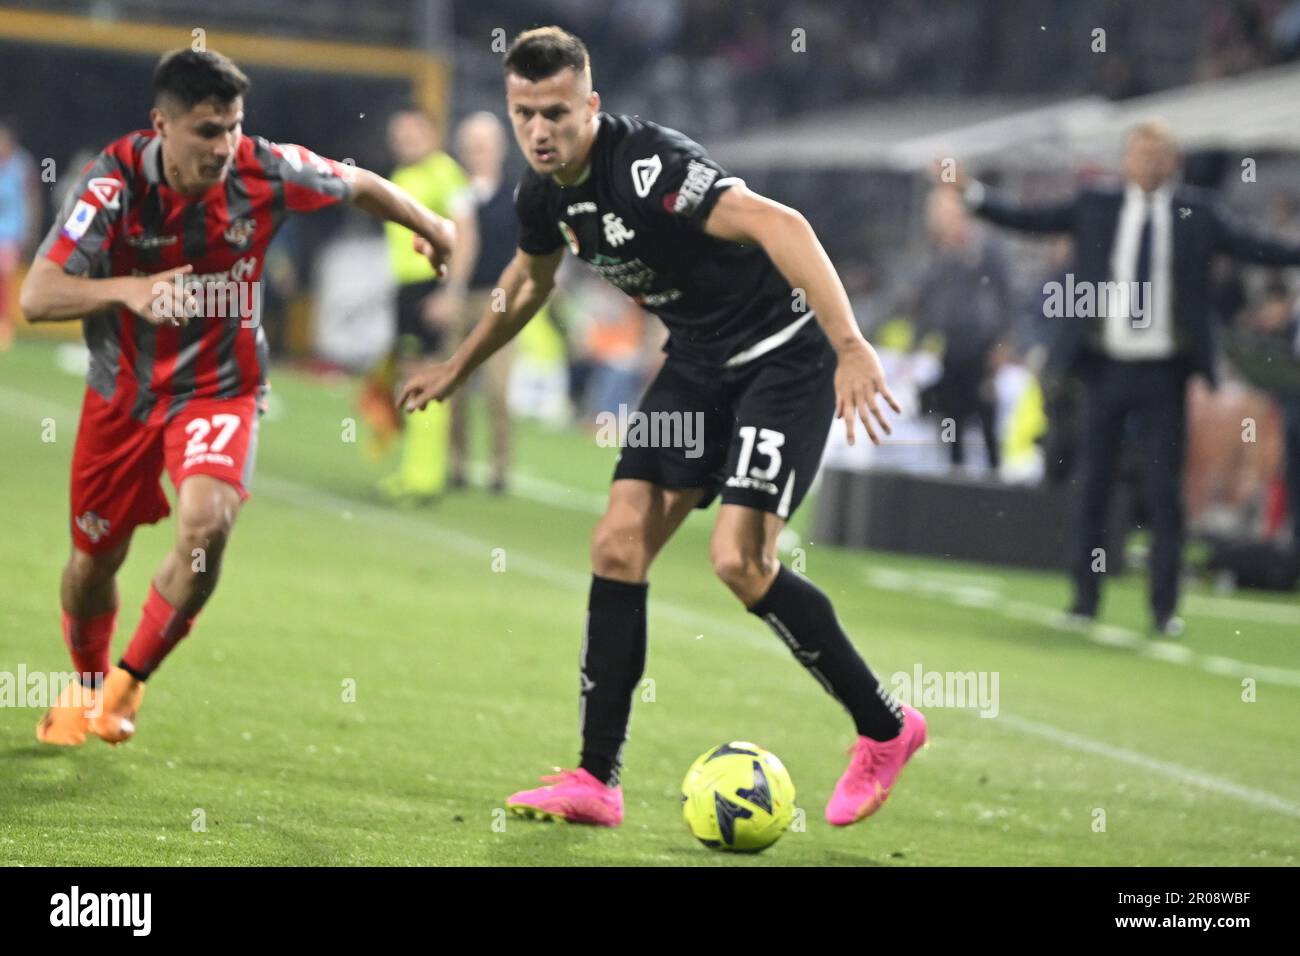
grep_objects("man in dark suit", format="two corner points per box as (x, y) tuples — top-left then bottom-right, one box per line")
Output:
(943, 121), (1300, 635)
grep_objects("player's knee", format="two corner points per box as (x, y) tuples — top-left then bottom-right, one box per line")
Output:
(710, 543), (775, 596)
(177, 498), (237, 560)
(65, 544), (128, 590)
(591, 517), (649, 582)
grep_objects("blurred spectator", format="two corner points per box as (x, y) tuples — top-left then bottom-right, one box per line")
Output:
(1013, 236), (1081, 484)
(1287, 380), (1300, 546)
(914, 186), (1011, 473)
(991, 341), (1049, 483)
(1197, 0), (1300, 77)
(1205, 278), (1300, 544)
(0, 122), (40, 350)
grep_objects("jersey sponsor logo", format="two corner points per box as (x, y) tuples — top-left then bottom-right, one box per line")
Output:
(630, 154), (662, 198)
(602, 212), (635, 248)
(228, 255), (258, 282)
(224, 217), (257, 249)
(585, 253), (683, 307)
(129, 254), (258, 286)
(588, 253), (652, 290)
(88, 177), (124, 210)
(62, 200), (98, 242)
(558, 221), (580, 256)
(635, 288), (683, 307)
(74, 511), (111, 544)
(125, 232), (178, 249)
(674, 159), (718, 215)
(725, 474), (779, 495)
(566, 201), (597, 216)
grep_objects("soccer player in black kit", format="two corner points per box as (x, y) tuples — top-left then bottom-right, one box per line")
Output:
(400, 27), (928, 827)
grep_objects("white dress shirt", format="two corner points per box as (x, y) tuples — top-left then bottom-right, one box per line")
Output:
(1104, 181), (1176, 360)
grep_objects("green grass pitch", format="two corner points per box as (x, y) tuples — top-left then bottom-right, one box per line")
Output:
(1, 339), (1297, 865)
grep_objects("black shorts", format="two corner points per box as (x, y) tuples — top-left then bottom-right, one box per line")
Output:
(611, 321), (836, 519)
(394, 279), (443, 359)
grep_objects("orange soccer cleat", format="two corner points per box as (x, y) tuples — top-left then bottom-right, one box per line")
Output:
(89, 666), (147, 746)
(35, 679), (102, 746)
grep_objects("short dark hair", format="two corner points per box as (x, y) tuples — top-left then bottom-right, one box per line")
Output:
(154, 49), (250, 112)
(504, 27), (590, 84)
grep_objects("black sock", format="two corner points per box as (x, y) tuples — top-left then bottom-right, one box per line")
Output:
(748, 565), (902, 741)
(578, 575), (648, 786)
(118, 660), (148, 683)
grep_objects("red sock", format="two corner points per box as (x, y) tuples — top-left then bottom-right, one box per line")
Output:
(61, 609), (116, 686)
(121, 585), (196, 679)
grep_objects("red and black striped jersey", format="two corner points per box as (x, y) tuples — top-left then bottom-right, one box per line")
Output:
(36, 129), (353, 423)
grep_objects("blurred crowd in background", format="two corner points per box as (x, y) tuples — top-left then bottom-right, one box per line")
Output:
(2, 0), (1299, 559)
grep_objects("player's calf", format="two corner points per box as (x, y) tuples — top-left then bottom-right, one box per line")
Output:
(61, 539), (130, 621)
(57, 539), (130, 682)
(118, 476), (241, 685)
(160, 475), (241, 613)
(746, 563), (904, 740)
(573, 482), (701, 788)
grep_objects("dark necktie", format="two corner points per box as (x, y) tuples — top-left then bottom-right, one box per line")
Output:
(1134, 196), (1153, 287)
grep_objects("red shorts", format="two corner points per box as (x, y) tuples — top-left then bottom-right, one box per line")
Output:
(70, 388), (259, 554)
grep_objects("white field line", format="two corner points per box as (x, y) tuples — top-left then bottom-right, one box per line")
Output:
(864, 567), (1300, 689)
(4, 382), (1299, 820)
(1182, 593), (1300, 627)
(996, 714), (1300, 819)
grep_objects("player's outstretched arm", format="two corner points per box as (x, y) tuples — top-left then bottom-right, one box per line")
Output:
(1213, 204), (1300, 266)
(397, 246), (562, 412)
(930, 158), (1075, 234)
(348, 167), (458, 274)
(21, 257), (198, 326)
(703, 184), (899, 446)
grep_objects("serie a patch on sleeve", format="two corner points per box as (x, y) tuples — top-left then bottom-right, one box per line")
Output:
(62, 199), (98, 242)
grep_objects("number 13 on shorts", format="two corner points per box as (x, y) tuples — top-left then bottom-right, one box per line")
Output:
(736, 426), (784, 480)
(728, 425), (797, 518)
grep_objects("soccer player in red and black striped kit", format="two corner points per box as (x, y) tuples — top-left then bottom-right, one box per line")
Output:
(22, 49), (455, 746)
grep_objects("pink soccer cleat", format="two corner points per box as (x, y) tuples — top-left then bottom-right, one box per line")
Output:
(506, 768), (624, 826)
(825, 704), (929, 826)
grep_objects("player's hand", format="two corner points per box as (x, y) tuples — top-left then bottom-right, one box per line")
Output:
(397, 361), (462, 412)
(834, 340), (900, 446)
(120, 264), (196, 327)
(414, 218), (456, 278)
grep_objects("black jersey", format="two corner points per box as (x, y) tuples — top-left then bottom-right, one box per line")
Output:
(515, 112), (811, 368)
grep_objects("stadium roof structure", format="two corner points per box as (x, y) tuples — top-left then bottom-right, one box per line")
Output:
(713, 62), (1300, 172)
